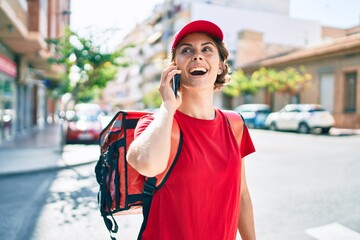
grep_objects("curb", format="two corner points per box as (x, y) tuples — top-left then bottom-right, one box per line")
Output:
(0, 159), (98, 178)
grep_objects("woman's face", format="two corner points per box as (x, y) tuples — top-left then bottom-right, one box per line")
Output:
(174, 33), (223, 91)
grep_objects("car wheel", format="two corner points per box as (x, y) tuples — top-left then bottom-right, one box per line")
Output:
(298, 123), (310, 134)
(321, 127), (331, 135)
(270, 122), (277, 131)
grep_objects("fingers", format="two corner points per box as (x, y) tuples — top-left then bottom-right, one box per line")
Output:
(158, 63), (182, 111)
(161, 63), (181, 86)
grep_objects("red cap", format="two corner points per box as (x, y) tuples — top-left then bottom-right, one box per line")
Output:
(171, 20), (224, 50)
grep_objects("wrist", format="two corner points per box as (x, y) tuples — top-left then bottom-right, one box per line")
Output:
(160, 102), (177, 116)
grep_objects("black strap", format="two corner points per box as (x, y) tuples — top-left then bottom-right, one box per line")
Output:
(137, 177), (157, 240)
(124, 118), (139, 129)
(103, 215), (118, 240)
(98, 149), (119, 239)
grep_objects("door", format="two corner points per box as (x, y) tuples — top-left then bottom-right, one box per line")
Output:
(320, 73), (334, 113)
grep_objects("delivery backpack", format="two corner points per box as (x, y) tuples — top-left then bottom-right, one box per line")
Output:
(94, 110), (244, 240)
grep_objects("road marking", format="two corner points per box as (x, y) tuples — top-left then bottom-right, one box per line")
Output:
(305, 223), (360, 240)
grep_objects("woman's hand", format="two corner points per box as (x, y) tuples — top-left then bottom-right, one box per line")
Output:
(159, 63), (182, 114)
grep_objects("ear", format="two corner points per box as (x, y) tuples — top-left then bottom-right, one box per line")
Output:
(218, 62), (225, 75)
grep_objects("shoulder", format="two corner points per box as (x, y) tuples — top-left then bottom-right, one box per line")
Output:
(218, 109), (255, 157)
(134, 114), (154, 137)
(218, 109), (244, 130)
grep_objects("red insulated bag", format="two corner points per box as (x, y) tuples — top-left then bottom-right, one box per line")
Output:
(95, 110), (244, 240)
(95, 110), (182, 240)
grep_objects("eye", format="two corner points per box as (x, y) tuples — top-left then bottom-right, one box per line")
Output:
(180, 47), (193, 54)
(202, 46), (213, 53)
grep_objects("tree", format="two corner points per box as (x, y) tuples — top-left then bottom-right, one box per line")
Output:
(223, 69), (265, 103)
(47, 27), (132, 103)
(274, 66), (312, 96)
(142, 86), (162, 109)
(224, 66), (312, 103)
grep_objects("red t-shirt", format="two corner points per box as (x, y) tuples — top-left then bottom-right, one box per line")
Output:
(135, 109), (255, 240)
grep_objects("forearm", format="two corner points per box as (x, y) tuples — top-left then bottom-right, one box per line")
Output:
(238, 190), (256, 240)
(127, 105), (175, 177)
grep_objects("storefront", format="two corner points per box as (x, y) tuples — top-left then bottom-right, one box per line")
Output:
(0, 51), (17, 143)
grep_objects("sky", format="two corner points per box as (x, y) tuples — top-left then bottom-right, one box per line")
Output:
(70, 0), (164, 52)
(290, 0), (360, 28)
(70, 0), (360, 51)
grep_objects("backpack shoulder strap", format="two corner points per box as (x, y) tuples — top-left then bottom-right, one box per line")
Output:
(153, 117), (182, 187)
(138, 117), (182, 240)
(222, 110), (244, 146)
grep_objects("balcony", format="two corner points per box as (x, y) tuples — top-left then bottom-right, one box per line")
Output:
(0, 0), (48, 68)
(0, 0), (28, 40)
(0, 0), (69, 78)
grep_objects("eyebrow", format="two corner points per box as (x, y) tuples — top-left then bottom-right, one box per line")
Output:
(179, 41), (215, 48)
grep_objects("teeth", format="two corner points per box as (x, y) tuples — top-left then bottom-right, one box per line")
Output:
(190, 67), (206, 73)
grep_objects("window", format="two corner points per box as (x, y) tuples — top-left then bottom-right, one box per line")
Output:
(19, 0), (28, 11)
(344, 72), (357, 112)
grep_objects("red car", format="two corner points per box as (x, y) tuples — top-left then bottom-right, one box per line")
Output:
(65, 114), (102, 144)
(65, 103), (103, 144)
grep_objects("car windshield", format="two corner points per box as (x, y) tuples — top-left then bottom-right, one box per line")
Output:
(72, 114), (99, 122)
(301, 105), (327, 112)
(308, 108), (326, 113)
(257, 109), (271, 113)
(284, 104), (327, 112)
(236, 104), (270, 112)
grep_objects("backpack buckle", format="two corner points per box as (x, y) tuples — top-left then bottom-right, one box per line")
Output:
(142, 178), (156, 196)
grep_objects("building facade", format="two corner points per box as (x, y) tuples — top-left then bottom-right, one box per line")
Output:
(0, 0), (69, 144)
(100, 1), (360, 129)
(103, 0), (321, 110)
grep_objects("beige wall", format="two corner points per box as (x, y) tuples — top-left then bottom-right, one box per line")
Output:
(269, 54), (360, 128)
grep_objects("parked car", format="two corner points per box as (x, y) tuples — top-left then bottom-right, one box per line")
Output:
(65, 103), (103, 144)
(265, 104), (335, 134)
(234, 104), (271, 129)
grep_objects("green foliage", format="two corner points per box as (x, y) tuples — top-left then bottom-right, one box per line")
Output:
(259, 66), (313, 95)
(224, 66), (312, 97)
(47, 27), (133, 103)
(142, 87), (162, 108)
(223, 70), (259, 97)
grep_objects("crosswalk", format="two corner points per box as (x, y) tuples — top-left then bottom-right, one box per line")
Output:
(306, 223), (360, 240)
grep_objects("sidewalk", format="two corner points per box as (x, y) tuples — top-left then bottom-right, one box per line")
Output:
(0, 123), (99, 177)
(330, 127), (360, 136)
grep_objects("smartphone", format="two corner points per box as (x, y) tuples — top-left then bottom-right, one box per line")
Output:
(172, 74), (180, 97)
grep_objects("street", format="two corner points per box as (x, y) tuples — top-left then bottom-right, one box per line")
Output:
(246, 129), (360, 239)
(0, 130), (360, 240)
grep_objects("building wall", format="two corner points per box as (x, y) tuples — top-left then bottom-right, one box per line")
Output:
(174, 0), (290, 15)
(190, 1), (322, 54)
(322, 26), (346, 40)
(0, 0), (70, 144)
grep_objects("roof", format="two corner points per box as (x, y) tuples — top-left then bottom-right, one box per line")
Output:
(242, 33), (360, 70)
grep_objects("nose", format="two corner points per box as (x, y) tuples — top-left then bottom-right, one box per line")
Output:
(192, 54), (203, 61)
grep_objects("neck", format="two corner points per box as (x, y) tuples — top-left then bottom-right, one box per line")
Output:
(178, 88), (215, 119)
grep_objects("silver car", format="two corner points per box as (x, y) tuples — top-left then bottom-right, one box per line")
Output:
(265, 104), (335, 134)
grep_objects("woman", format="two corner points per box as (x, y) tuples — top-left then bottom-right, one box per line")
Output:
(127, 20), (256, 240)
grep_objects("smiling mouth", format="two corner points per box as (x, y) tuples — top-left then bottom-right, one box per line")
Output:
(190, 67), (207, 76)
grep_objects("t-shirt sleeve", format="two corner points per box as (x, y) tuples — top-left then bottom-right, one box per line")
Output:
(240, 124), (256, 158)
(134, 114), (154, 138)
